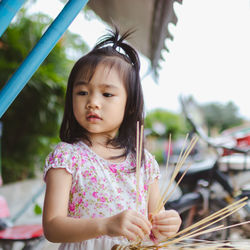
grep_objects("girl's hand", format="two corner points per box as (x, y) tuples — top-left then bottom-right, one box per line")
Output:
(149, 209), (182, 242)
(103, 209), (152, 241)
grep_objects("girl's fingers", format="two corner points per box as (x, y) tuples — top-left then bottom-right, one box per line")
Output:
(153, 209), (180, 220)
(127, 223), (147, 240)
(132, 215), (152, 235)
(151, 210), (181, 228)
(153, 216), (181, 225)
(149, 210), (182, 241)
(153, 224), (179, 233)
(118, 210), (152, 240)
(123, 229), (137, 241)
(107, 210), (152, 240)
(136, 212), (152, 228)
(151, 228), (162, 240)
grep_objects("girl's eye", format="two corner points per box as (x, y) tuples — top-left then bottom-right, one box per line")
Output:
(78, 91), (88, 96)
(103, 93), (113, 97)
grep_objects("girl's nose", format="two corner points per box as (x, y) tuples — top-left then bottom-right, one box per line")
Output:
(86, 95), (100, 110)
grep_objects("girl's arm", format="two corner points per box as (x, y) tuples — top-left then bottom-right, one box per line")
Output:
(148, 179), (181, 241)
(43, 168), (105, 242)
(43, 168), (151, 243)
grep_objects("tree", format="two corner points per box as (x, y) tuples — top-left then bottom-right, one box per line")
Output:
(145, 109), (187, 139)
(0, 10), (88, 183)
(201, 101), (243, 133)
(180, 95), (244, 135)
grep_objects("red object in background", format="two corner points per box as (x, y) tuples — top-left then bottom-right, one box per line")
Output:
(236, 134), (250, 148)
(222, 149), (231, 156)
(0, 195), (44, 241)
(0, 196), (10, 218)
(222, 134), (250, 156)
(221, 124), (250, 155)
(0, 224), (43, 240)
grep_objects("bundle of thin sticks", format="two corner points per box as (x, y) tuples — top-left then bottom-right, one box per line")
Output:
(111, 122), (249, 250)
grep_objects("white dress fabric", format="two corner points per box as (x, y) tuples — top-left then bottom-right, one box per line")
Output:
(44, 141), (160, 250)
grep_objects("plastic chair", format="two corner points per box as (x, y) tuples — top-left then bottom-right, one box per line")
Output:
(0, 195), (44, 250)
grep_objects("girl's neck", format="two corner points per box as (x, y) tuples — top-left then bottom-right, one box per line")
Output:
(86, 133), (112, 148)
(82, 135), (126, 163)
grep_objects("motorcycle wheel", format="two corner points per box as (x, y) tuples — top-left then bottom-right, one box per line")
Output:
(179, 198), (230, 241)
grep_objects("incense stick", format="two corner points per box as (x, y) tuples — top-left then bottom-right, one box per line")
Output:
(160, 196), (248, 243)
(136, 121), (143, 211)
(115, 193), (247, 249)
(154, 135), (199, 214)
(159, 134), (172, 201)
(112, 129), (248, 250)
(149, 197), (248, 248)
(133, 121), (144, 247)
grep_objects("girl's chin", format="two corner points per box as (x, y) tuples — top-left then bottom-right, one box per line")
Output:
(86, 128), (119, 137)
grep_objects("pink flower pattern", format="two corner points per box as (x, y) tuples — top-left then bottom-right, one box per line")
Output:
(44, 141), (160, 221)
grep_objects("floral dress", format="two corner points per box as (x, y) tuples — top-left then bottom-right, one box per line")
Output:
(44, 141), (160, 250)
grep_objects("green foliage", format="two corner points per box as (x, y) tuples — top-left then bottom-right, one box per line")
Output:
(180, 95), (244, 135)
(34, 203), (42, 215)
(152, 148), (165, 165)
(145, 109), (188, 139)
(201, 101), (243, 133)
(0, 10), (88, 183)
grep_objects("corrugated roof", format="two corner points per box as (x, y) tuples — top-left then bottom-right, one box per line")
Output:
(87, 0), (182, 80)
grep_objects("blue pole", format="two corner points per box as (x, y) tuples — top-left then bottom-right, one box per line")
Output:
(0, 0), (89, 118)
(0, 122), (2, 186)
(0, 0), (26, 37)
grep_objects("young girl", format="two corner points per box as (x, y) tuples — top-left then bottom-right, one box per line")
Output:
(43, 27), (181, 250)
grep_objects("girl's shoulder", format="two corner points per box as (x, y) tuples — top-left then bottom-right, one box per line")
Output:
(128, 148), (157, 167)
(44, 141), (85, 179)
(52, 141), (79, 151)
(143, 149), (161, 183)
(46, 140), (93, 164)
(50, 141), (86, 156)
(144, 148), (157, 163)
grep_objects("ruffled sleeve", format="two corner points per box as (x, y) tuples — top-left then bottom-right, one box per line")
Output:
(144, 149), (161, 185)
(43, 142), (77, 181)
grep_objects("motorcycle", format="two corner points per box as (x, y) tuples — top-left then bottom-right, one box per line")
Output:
(165, 96), (250, 240)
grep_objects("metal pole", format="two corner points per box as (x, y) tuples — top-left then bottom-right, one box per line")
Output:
(11, 184), (46, 223)
(0, 122), (2, 186)
(0, 0), (26, 37)
(0, 0), (89, 118)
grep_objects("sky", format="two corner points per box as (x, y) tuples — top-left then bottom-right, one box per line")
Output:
(27, 0), (250, 119)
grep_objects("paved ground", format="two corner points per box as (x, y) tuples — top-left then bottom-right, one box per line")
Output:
(0, 175), (59, 249)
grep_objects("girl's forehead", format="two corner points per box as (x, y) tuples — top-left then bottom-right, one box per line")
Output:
(74, 62), (125, 86)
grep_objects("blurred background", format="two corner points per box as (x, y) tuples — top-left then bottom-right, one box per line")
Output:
(1, 0), (250, 183)
(0, 0), (250, 249)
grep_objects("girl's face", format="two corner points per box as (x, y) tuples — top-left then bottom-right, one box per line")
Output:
(73, 64), (127, 140)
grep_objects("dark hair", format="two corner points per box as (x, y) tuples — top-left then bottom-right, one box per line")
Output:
(60, 27), (144, 160)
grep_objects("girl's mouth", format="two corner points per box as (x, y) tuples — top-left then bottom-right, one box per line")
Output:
(86, 113), (101, 121)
